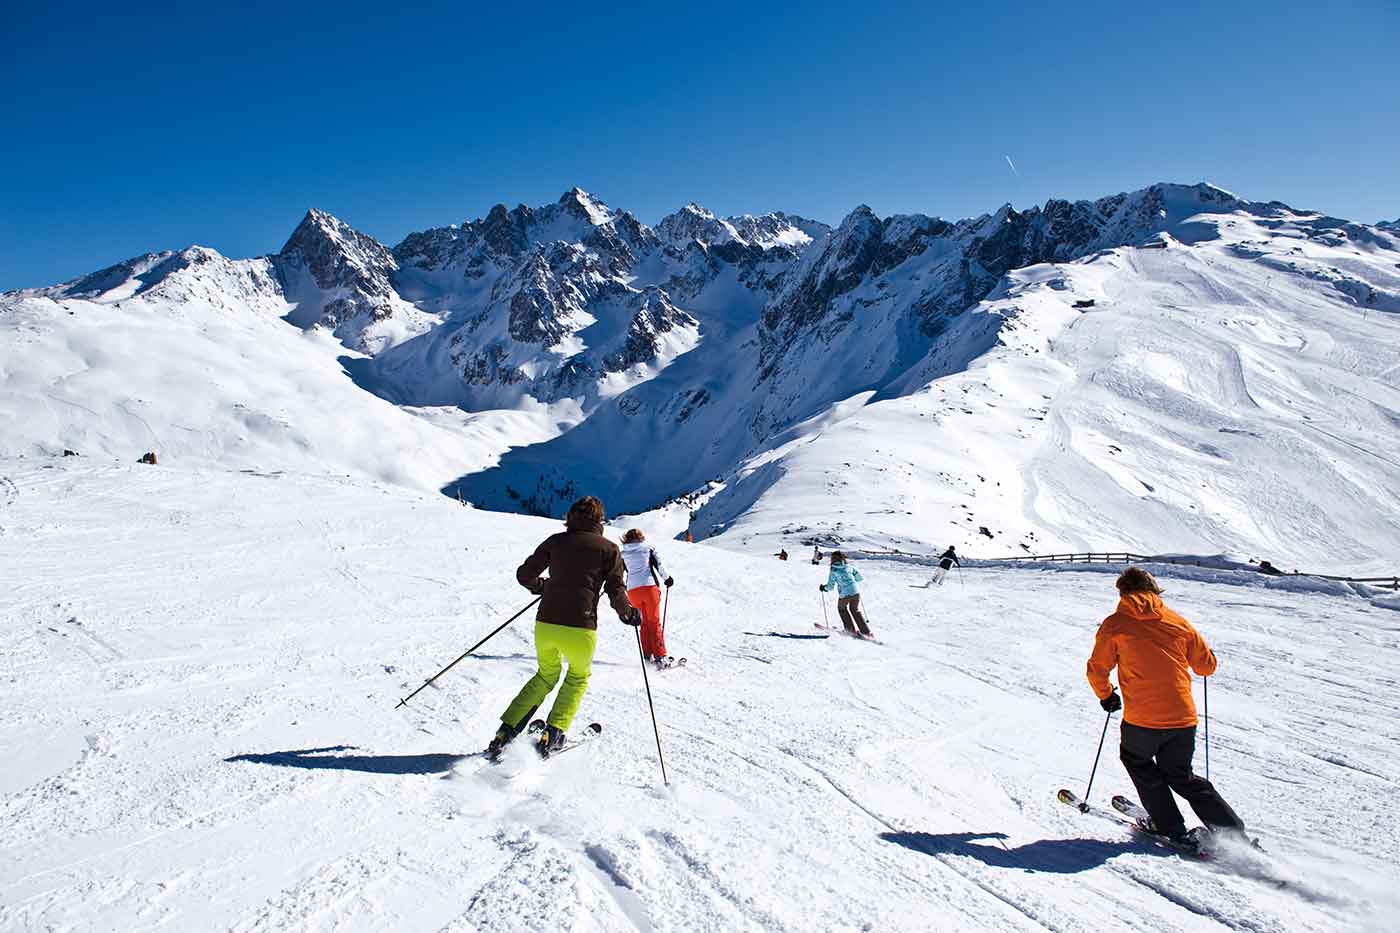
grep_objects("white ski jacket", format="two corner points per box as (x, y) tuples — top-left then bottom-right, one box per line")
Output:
(621, 541), (670, 590)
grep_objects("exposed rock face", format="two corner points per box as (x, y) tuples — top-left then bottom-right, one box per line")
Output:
(654, 203), (823, 252)
(381, 189), (814, 404)
(274, 208), (404, 351)
(604, 288), (697, 373)
(745, 184), (1260, 442)
(278, 209), (398, 303)
(459, 343), (525, 387)
(757, 183), (1247, 379)
(504, 251), (571, 345)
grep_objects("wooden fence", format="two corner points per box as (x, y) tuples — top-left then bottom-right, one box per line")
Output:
(976, 552), (1399, 591)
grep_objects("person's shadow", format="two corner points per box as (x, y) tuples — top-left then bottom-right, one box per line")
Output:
(227, 745), (467, 775)
(881, 831), (1144, 874)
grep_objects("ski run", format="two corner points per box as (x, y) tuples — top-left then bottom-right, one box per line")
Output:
(3, 459), (1397, 931)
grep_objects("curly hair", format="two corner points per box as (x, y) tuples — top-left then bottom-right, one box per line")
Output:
(622, 528), (645, 543)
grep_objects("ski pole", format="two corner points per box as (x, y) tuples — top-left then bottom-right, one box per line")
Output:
(635, 626), (670, 786)
(820, 588), (830, 628)
(395, 595), (541, 708)
(1204, 676), (1210, 781)
(1079, 709), (1113, 812)
(651, 560), (670, 639)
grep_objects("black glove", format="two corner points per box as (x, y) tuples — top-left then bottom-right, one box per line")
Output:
(1100, 691), (1122, 713)
(622, 607), (642, 626)
(664, 577), (674, 588)
(819, 584), (828, 592)
(526, 578), (546, 596)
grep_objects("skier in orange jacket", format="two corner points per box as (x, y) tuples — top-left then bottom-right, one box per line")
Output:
(1086, 567), (1245, 845)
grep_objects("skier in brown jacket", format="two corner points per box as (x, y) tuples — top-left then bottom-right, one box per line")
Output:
(487, 496), (639, 757)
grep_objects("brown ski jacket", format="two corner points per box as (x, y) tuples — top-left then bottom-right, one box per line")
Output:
(517, 516), (632, 630)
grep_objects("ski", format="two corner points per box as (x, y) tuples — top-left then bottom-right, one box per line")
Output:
(486, 721), (603, 763)
(653, 657), (687, 671)
(527, 719), (603, 759)
(815, 623), (881, 643)
(1057, 789), (1206, 858)
(1110, 794), (1150, 822)
(1113, 795), (1265, 854)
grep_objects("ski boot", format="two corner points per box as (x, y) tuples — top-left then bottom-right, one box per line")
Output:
(1134, 818), (1202, 854)
(535, 724), (567, 757)
(486, 720), (525, 761)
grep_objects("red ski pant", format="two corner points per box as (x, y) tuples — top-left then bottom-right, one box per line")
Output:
(628, 585), (665, 658)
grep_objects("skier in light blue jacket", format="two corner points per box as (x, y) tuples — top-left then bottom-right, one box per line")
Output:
(819, 551), (873, 638)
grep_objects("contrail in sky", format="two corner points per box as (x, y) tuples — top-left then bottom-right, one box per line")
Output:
(1005, 155), (1019, 176)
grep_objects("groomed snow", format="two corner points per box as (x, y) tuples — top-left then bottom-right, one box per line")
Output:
(3, 461), (1395, 930)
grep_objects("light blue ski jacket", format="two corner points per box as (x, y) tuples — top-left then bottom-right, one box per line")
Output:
(825, 563), (863, 598)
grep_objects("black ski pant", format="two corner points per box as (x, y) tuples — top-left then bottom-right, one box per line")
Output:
(837, 595), (871, 636)
(1120, 722), (1244, 837)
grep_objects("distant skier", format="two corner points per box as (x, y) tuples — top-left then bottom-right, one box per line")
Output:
(776, 549), (789, 561)
(684, 530), (694, 543)
(928, 546), (960, 586)
(1085, 567), (1246, 848)
(812, 545), (823, 565)
(621, 529), (676, 668)
(820, 551), (873, 638)
(487, 496), (640, 758)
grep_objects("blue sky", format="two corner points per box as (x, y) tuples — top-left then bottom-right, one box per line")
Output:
(2, 0), (1397, 290)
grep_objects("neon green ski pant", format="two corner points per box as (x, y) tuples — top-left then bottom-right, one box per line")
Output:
(500, 621), (597, 731)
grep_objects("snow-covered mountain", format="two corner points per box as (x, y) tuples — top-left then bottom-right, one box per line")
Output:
(377, 188), (822, 413)
(3, 183), (1398, 571)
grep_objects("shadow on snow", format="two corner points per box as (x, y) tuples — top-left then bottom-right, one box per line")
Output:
(226, 745), (467, 775)
(881, 831), (1144, 874)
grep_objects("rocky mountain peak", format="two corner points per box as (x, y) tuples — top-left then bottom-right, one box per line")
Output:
(480, 202), (532, 258)
(274, 209), (404, 352)
(279, 209), (397, 281)
(656, 203), (827, 254)
(558, 187), (615, 226)
(655, 202), (738, 250)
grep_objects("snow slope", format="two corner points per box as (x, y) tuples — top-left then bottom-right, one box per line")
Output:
(0, 283), (552, 492)
(2, 461), (1396, 930)
(692, 205), (1400, 574)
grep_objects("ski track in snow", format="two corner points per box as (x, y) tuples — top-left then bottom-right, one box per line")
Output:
(1, 460), (1396, 931)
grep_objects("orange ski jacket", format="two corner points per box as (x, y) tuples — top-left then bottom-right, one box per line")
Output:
(1086, 592), (1217, 729)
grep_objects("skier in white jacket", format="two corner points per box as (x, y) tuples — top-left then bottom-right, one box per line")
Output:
(620, 529), (675, 667)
